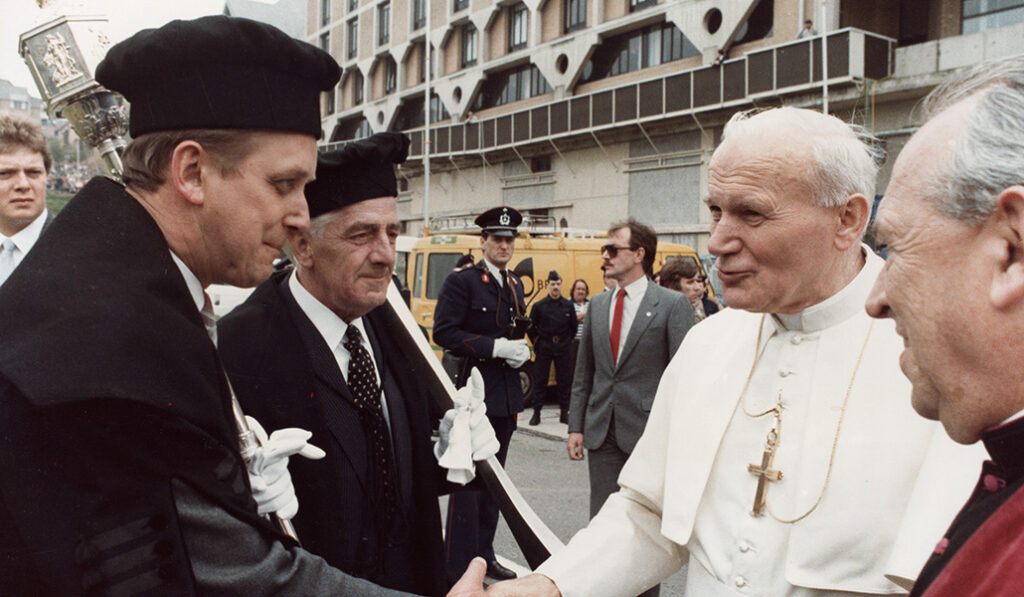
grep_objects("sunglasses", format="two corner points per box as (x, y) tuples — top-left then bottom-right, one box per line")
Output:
(601, 244), (634, 257)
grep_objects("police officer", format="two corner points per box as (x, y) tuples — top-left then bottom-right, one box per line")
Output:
(527, 270), (577, 426)
(433, 206), (529, 582)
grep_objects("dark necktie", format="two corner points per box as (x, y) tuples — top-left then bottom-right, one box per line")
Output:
(609, 287), (627, 363)
(343, 326), (399, 523)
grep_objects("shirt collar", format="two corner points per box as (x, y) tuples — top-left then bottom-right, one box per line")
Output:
(771, 245), (881, 333)
(169, 251), (205, 313)
(617, 274), (648, 297)
(289, 269), (367, 350)
(483, 258), (505, 283)
(5, 209), (48, 254)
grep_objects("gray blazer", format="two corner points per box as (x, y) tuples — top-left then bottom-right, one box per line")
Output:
(568, 281), (693, 453)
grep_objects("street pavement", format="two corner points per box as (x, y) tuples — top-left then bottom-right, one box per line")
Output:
(441, 403), (688, 595)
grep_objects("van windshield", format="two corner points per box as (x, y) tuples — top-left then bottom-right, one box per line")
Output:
(427, 253), (466, 299)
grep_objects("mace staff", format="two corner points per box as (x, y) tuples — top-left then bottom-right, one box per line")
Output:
(380, 282), (565, 568)
(19, 11), (300, 542)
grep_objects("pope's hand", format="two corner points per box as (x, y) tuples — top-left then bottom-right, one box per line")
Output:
(245, 415), (326, 519)
(493, 338), (531, 368)
(487, 574), (563, 596)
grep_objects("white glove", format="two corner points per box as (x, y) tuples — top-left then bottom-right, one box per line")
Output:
(434, 368), (500, 484)
(492, 338), (530, 368)
(245, 415), (326, 520)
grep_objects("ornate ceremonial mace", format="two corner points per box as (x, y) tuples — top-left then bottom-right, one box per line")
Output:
(19, 3), (300, 542)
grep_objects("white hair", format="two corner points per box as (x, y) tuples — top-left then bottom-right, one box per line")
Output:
(921, 55), (1024, 224)
(721, 106), (882, 208)
(306, 209), (343, 240)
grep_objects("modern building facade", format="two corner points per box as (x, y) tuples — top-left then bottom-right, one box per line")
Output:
(308, 0), (1024, 250)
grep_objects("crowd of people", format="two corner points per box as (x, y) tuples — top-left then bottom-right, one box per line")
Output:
(47, 161), (98, 194)
(3, 12), (1024, 597)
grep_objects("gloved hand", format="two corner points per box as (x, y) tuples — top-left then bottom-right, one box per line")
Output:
(245, 415), (326, 520)
(435, 368), (500, 484)
(492, 338), (530, 368)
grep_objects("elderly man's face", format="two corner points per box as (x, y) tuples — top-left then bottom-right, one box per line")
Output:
(294, 197), (399, 323)
(706, 138), (846, 313)
(201, 131), (314, 287)
(0, 147), (48, 237)
(866, 98), (993, 444)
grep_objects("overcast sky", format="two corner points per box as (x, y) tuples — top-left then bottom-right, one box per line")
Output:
(1, 0), (229, 99)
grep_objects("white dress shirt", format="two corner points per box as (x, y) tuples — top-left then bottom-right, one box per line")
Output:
(0, 209), (48, 286)
(289, 270), (390, 426)
(608, 275), (648, 363)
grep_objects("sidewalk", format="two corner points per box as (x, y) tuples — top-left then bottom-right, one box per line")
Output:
(517, 403), (569, 442)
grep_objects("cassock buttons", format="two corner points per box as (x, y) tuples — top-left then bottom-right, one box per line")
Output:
(734, 576), (747, 587)
(791, 335), (803, 345)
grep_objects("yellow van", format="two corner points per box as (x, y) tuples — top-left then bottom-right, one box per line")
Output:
(405, 230), (710, 397)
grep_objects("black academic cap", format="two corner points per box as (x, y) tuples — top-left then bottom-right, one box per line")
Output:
(96, 15), (341, 138)
(304, 132), (410, 218)
(475, 206), (522, 237)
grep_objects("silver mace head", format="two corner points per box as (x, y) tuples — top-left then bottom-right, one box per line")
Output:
(19, 13), (128, 181)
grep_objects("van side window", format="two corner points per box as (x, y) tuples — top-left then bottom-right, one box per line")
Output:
(413, 253), (424, 298)
(426, 253), (464, 299)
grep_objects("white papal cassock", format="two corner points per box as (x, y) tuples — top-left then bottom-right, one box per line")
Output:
(538, 248), (984, 597)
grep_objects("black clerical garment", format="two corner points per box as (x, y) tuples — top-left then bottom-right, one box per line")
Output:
(218, 269), (450, 597)
(0, 177), (291, 595)
(911, 417), (1024, 597)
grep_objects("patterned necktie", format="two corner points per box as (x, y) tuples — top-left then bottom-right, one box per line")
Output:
(342, 325), (399, 523)
(609, 287), (627, 363)
(0, 238), (19, 287)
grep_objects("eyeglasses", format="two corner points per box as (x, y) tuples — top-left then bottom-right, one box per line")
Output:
(601, 244), (634, 257)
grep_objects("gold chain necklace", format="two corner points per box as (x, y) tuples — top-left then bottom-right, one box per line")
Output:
(738, 313), (875, 524)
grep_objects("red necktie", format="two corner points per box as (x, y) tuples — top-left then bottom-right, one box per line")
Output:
(609, 287), (626, 363)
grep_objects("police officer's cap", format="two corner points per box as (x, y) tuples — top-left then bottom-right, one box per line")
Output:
(547, 270), (561, 282)
(305, 132), (410, 218)
(475, 206), (522, 238)
(96, 16), (341, 138)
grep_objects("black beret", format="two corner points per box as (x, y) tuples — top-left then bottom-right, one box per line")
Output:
(547, 270), (561, 282)
(96, 15), (341, 138)
(475, 206), (522, 237)
(305, 132), (410, 218)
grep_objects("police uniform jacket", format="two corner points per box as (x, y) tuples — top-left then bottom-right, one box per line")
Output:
(218, 270), (449, 597)
(433, 260), (527, 416)
(0, 177), (291, 595)
(527, 295), (578, 354)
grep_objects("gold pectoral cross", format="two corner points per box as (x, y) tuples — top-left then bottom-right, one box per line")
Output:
(747, 405), (783, 517)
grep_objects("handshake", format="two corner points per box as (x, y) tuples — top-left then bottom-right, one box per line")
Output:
(492, 338), (530, 368)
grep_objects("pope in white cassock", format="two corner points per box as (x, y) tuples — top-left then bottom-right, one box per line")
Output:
(482, 107), (984, 597)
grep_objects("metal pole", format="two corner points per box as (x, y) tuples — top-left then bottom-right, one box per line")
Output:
(820, 0), (829, 114)
(423, 0), (432, 236)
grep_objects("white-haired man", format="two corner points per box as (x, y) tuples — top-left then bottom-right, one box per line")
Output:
(867, 56), (1024, 597)
(482, 106), (981, 597)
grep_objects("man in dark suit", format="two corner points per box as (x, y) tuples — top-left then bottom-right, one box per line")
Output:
(567, 219), (693, 521)
(434, 206), (530, 581)
(0, 112), (55, 286)
(219, 133), (495, 597)
(527, 269), (578, 425)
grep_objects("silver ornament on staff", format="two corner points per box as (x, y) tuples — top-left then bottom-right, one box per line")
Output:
(19, 11), (301, 543)
(19, 13), (127, 180)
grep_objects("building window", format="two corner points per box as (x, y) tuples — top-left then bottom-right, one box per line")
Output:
(461, 24), (478, 67)
(580, 23), (699, 83)
(347, 18), (358, 59)
(430, 93), (450, 123)
(532, 156), (552, 172)
(320, 0), (331, 27)
(352, 70), (364, 105)
(384, 56), (397, 94)
(509, 3), (528, 51)
(377, 2), (390, 45)
(325, 86), (336, 115)
(732, 0), (773, 44)
(565, 0), (586, 32)
(394, 93), (450, 130)
(454, 0), (469, 12)
(319, 31), (330, 54)
(629, 0), (657, 12)
(962, 0), (1024, 33)
(412, 0), (426, 30)
(472, 63), (552, 110)
(349, 0), (359, 12)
